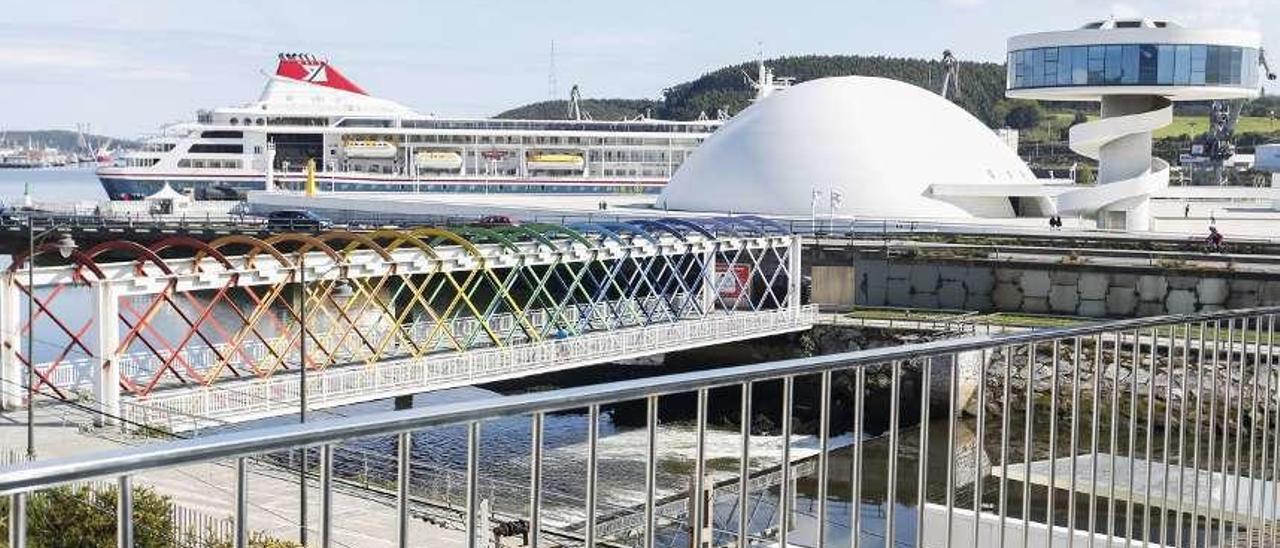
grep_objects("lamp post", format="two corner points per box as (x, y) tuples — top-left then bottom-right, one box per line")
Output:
(809, 188), (823, 234)
(25, 218), (76, 459)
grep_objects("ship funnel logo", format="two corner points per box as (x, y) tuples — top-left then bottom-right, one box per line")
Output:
(274, 53), (367, 95)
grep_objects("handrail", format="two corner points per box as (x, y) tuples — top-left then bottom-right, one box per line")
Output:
(1, 303), (1277, 495)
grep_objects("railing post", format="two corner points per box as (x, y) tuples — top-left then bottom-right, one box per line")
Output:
(0, 272), (21, 410)
(788, 234), (802, 318)
(235, 457), (248, 548)
(320, 444), (333, 547)
(93, 283), (120, 426)
(118, 475), (133, 548)
(9, 493), (26, 548)
(397, 432), (411, 548)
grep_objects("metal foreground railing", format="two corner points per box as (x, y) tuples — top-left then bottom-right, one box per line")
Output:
(4, 306), (1280, 547)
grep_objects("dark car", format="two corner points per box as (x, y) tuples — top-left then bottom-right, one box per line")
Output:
(266, 210), (332, 231)
(472, 215), (518, 227)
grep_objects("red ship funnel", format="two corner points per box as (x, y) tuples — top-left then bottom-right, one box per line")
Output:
(274, 54), (367, 95)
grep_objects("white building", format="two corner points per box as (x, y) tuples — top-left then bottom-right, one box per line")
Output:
(658, 76), (1053, 219)
(1007, 17), (1266, 230)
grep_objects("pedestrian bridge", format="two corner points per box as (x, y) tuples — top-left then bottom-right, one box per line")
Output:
(0, 217), (812, 430)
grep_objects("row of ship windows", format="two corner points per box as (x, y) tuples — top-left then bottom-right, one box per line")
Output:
(178, 159), (243, 169)
(1008, 44), (1260, 88)
(201, 114), (716, 135)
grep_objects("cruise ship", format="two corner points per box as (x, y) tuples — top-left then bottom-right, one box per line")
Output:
(98, 54), (722, 200)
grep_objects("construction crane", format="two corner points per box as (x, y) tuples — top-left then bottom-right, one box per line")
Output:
(1180, 50), (1276, 185)
(939, 49), (960, 100)
(566, 84), (590, 121)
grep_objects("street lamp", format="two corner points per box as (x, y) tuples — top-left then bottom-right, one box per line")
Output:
(25, 219), (77, 459)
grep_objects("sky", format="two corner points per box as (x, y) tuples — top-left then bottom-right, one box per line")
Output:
(1, 0), (1276, 137)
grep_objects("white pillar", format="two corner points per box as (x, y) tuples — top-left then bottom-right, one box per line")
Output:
(91, 283), (120, 426)
(0, 273), (21, 410)
(788, 235), (803, 318)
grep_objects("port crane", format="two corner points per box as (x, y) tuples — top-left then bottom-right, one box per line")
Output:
(939, 49), (960, 100)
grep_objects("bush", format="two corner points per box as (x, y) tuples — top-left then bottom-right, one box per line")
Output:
(0, 484), (174, 547)
(0, 484), (300, 548)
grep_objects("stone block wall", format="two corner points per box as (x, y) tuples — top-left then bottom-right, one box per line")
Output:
(846, 258), (1278, 318)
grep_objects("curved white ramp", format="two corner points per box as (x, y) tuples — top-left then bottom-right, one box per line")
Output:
(1055, 98), (1173, 228)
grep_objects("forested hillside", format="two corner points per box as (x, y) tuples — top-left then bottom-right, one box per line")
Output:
(656, 54), (1009, 125)
(498, 54), (1010, 125)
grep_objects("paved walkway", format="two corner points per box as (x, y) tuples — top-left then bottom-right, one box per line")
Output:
(0, 404), (469, 548)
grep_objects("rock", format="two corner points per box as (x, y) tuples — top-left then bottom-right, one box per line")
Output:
(910, 266), (941, 293)
(995, 268), (1022, 282)
(965, 292), (994, 311)
(1229, 278), (1262, 293)
(1023, 297), (1050, 314)
(1078, 299), (1108, 317)
(1107, 287), (1137, 315)
(886, 278), (912, 306)
(964, 267), (996, 294)
(911, 292), (940, 309)
(1136, 302), (1167, 317)
(1110, 273), (1138, 288)
(1167, 276), (1198, 290)
(938, 281), (967, 309)
(1079, 272), (1110, 301)
(1137, 275), (1168, 302)
(1050, 270), (1080, 284)
(939, 265), (967, 282)
(993, 282), (1023, 311)
(1021, 271), (1052, 298)
(1165, 289), (1197, 315)
(1196, 278), (1229, 305)
(1049, 285), (1079, 313)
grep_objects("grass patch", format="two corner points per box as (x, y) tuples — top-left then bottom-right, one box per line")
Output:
(979, 312), (1091, 329)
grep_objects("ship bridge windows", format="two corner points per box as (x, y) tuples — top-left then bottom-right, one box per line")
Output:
(188, 143), (244, 154)
(201, 130), (244, 139)
(1009, 43), (1259, 89)
(337, 118), (394, 128)
(266, 117), (329, 127)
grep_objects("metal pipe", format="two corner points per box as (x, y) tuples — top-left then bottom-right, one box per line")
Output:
(1022, 341), (1035, 548)
(778, 376), (793, 548)
(9, 493), (25, 548)
(586, 404), (600, 547)
(915, 358), (932, 548)
(886, 361), (901, 548)
(643, 398), (656, 548)
(466, 421), (479, 548)
(852, 367), (865, 548)
(236, 457), (248, 548)
(943, 353), (959, 548)
(529, 409), (545, 548)
(298, 251), (309, 547)
(1048, 339), (1060, 535)
(818, 371), (831, 548)
(1067, 336), (1082, 548)
(320, 444), (333, 547)
(26, 221), (34, 460)
(118, 475), (133, 548)
(738, 383), (751, 548)
(998, 346), (1013, 546)
(397, 432), (410, 548)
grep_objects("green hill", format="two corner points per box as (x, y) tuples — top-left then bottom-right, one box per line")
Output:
(497, 99), (661, 121)
(498, 54), (1010, 125)
(1, 130), (135, 152)
(656, 54), (1009, 125)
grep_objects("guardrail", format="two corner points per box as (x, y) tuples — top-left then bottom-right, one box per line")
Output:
(4, 305), (1279, 547)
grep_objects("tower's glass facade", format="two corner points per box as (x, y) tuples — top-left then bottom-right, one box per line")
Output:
(1008, 44), (1259, 90)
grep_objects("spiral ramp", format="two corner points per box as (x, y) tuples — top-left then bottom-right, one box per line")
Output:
(1055, 97), (1173, 230)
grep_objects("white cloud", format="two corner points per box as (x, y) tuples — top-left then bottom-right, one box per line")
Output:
(0, 43), (190, 82)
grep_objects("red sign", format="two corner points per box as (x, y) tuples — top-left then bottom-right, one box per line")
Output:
(715, 264), (750, 299)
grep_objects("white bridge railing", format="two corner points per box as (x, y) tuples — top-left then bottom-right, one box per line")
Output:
(124, 306), (817, 431)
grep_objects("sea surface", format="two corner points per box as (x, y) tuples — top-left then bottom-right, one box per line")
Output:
(0, 165), (105, 204)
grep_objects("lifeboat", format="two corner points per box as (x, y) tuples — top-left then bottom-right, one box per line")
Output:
(344, 141), (398, 159)
(415, 151), (463, 170)
(526, 152), (584, 170)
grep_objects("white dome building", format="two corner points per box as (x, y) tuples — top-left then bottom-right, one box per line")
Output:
(658, 76), (1046, 219)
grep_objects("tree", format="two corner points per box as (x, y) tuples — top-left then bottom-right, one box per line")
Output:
(1071, 111), (1088, 125)
(1002, 101), (1044, 130)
